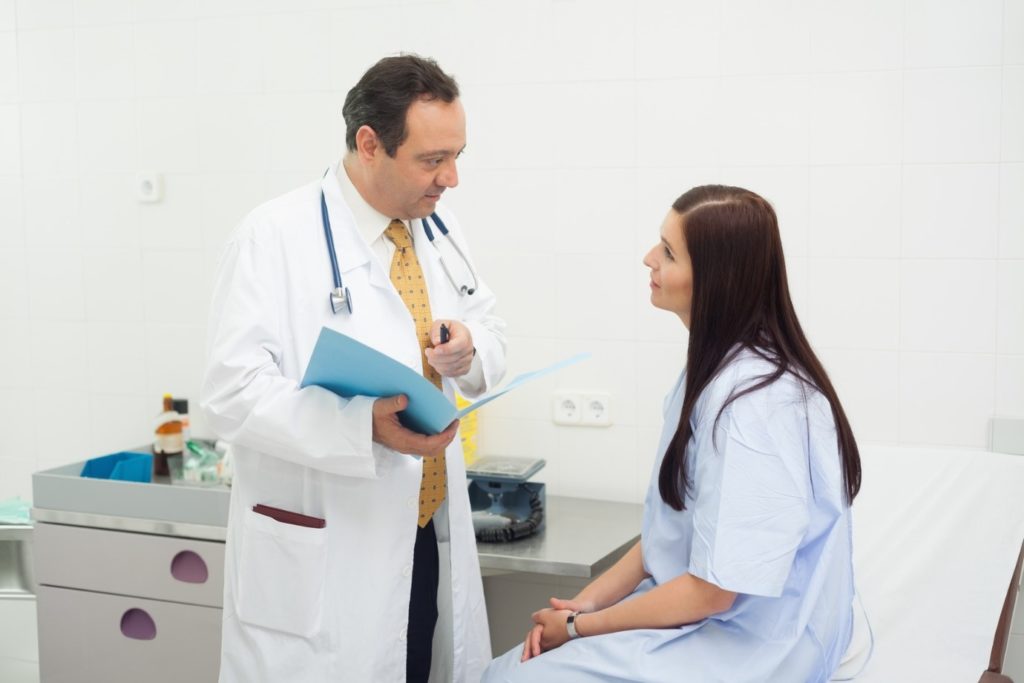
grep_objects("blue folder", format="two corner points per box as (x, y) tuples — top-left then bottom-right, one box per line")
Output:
(301, 327), (588, 435)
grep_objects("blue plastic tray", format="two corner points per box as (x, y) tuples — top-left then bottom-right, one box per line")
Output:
(80, 451), (153, 483)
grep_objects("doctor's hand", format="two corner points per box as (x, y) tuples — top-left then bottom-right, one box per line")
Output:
(372, 394), (459, 456)
(424, 320), (474, 378)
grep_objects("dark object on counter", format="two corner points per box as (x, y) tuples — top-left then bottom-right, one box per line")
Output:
(154, 394), (184, 477)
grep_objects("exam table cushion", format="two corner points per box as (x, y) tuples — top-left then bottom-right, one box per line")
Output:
(831, 445), (1024, 683)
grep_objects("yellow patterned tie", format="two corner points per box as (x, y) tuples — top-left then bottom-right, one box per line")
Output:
(385, 219), (447, 527)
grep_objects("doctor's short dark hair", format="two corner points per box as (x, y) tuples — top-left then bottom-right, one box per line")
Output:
(343, 54), (460, 157)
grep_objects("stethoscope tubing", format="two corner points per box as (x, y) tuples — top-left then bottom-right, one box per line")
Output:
(319, 187), (478, 314)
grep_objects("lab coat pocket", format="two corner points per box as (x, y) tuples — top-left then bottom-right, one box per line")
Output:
(236, 507), (327, 638)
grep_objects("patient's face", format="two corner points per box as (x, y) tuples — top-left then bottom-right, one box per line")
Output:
(643, 210), (693, 326)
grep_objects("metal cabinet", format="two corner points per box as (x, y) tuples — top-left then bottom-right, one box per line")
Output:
(33, 523), (225, 683)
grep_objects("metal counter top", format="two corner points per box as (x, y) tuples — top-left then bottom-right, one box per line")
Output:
(33, 457), (643, 578)
(32, 494), (642, 578)
(32, 494), (642, 580)
(476, 496), (641, 577)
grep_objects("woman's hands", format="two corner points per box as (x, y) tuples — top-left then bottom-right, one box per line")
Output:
(520, 597), (595, 662)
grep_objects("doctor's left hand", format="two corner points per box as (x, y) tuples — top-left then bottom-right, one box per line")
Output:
(424, 320), (474, 377)
(372, 394), (460, 456)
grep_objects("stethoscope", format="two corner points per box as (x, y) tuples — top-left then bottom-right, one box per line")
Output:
(320, 188), (479, 315)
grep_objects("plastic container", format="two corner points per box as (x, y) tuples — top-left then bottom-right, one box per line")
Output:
(80, 452), (153, 483)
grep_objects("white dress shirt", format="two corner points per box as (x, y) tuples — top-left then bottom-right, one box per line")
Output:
(336, 162), (485, 394)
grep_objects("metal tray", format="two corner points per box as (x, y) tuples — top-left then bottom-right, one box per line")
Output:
(32, 455), (230, 536)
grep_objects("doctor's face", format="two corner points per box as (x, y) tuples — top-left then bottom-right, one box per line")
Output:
(643, 210), (693, 327)
(374, 97), (466, 220)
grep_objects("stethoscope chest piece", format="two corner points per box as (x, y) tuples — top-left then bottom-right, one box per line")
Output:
(330, 286), (353, 314)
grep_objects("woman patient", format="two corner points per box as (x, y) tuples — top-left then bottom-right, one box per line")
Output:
(483, 185), (862, 683)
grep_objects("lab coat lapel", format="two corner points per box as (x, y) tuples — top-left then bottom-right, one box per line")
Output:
(319, 170), (391, 293)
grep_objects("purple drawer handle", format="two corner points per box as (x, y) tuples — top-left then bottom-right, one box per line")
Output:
(120, 608), (156, 640)
(170, 550), (209, 584)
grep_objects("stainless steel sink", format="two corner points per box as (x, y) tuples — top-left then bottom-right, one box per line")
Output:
(0, 525), (35, 598)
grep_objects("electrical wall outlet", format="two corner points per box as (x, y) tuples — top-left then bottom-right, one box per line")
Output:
(581, 393), (612, 427)
(553, 393), (582, 425)
(136, 172), (164, 203)
(553, 392), (612, 427)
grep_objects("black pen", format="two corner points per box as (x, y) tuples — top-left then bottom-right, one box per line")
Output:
(439, 323), (450, 344)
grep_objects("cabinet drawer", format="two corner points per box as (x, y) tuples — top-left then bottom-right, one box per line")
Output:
(34, 523), (224, 607)
(37, 585), (222, 683)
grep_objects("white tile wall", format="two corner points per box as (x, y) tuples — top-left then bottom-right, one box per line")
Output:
(901, 164), (1000, 259)
(0, 0), (1019, 525)
(806, 258), (900, 350)
(808, 0), (903, 73)
(73, 0), (134, 27)
(904, 0), (1003, 68)
(898, 352), (995, 446)
(0, 176), (23, 245)
(0, 1), (16, 32)
(0, 32), (17, 101)
(1004, 66), (1024, 162)
(1000, 163), (1024, 259)
(635, 0), (720, 79)
(133, 21), (198, 97)
(15, 0), (72, 30)
(807, 165), (901, 258)
(720, 75), (810, 166)
(0, 105), (18, 173)
(0, 248), (29, 320)
(263, 12), (332, 94)
(77, 100), (136, 173)
(1008, 0), (1024, 65)
(818, 348), (900, 443)
(18, 102), (75, 176)
(998, 262), (1024, 355)
(636, 78), (721, 167)
(74, 24), (134, 98)
(809, 71), (902, 165)
(721, 0), (810, 76)
(997, 355), (1024, 416)
(900, 259), (997, 353)
(902, 67), (1002, 164)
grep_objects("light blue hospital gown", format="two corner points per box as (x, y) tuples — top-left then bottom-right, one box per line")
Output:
(483, 351), (855, 683)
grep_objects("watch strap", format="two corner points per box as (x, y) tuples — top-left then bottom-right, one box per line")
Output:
(566, 611), (581, 639)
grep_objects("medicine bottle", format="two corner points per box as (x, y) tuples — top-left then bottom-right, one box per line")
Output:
(153, 394), (184, 477)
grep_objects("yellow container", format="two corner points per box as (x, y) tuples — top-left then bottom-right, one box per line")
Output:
(455, 394), (478, 465)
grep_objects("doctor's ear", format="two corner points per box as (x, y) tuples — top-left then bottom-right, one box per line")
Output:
(354, 125), (382, 162)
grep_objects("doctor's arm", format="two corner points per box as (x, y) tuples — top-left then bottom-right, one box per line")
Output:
(201, 230), (403, 479)
(425, 212), (507, 398)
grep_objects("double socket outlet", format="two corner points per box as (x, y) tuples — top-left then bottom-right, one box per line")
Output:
(553, 392), (612, 427)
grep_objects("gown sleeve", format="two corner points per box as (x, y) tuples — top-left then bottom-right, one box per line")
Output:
(687, 387), (812, 597)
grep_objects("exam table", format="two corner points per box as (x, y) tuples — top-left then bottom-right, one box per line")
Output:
(832, 445), (1024, 683)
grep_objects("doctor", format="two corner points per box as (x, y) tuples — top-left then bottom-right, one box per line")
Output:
(202, 55), (506, 683)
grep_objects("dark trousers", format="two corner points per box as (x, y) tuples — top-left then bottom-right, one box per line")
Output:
(406, 519), (439, 683)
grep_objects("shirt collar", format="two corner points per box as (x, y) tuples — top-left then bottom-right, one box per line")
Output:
(335, 160), (407, 247)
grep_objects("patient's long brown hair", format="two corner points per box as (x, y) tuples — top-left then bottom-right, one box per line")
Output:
(658, 185), (861, 511)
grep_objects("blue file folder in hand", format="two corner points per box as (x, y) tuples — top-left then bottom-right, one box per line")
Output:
(301, 327), (589, 435)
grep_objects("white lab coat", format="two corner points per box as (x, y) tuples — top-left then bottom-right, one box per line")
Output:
(201, 167), (506, 683)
